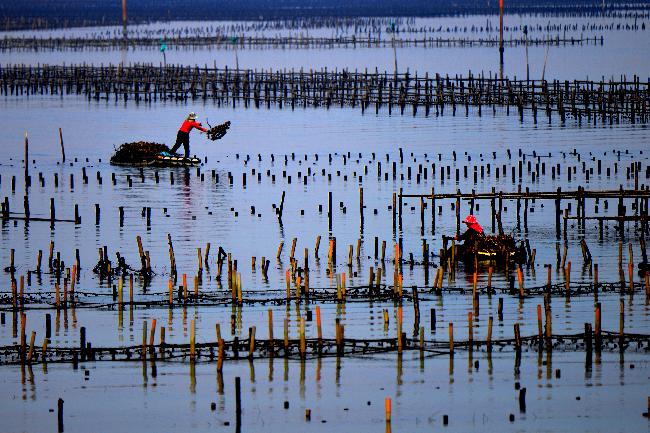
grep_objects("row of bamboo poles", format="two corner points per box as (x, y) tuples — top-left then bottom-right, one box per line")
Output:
(1, 64), (648, 123)
(0, 34), (605, 51)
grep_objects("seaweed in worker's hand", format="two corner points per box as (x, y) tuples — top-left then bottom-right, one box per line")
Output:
(206, 121), (231, 141)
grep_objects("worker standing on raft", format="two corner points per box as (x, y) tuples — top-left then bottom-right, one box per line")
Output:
(170, 112), (207, 158)
(456, 215), (485, 243)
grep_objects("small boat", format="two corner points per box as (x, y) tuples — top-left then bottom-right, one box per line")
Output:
(445, 234), (527, 265)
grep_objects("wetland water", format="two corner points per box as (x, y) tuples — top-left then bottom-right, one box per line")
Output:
(2, 15), (649, 79)
(1, 13), (650, 433)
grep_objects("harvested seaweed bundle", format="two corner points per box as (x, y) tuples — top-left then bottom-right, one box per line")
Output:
(110, 142), (170, 165)
(474, 234), (517, 254)
(206, 121), (231, 141)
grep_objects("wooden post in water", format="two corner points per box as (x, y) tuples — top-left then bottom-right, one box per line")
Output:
(27, 331), (36, 363)
(385, 397), (391, 423)
(448, 322), (454, 355)
(57, 398), (64, 433)
(141, 321), (147, 360)
(316, 306), (322, 352)
(299, 318), (306, 358)
(499, 0), (505, 66)
(58, 128), (65, 162)
(121, 0), (128, 39)
(487, 316), (493, 351)
(267, 309), (274, 349)
(595, 302), (602, 355)
(249, 326), (256, 359)
(24, 132), (29, 188)
(235, 377), (242, 430)
(149, 319), (156, 350)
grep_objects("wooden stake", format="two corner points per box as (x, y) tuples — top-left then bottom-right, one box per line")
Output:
(448, 322), (454, 354)
(58, 128), (65, 162)
(248, 326), (256, 359)
(385, 397), (392, 422)
(487, 316), (493, 350)
(299, 318), (306, 358)
(149, 319), (156, 347)
(27, 331), (36, 362)
(267, 309), (274, 342)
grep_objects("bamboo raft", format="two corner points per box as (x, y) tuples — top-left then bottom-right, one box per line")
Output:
(109, 154), (202, 167)
(110, 154), (202, 167)
(109, 142), (202, 167)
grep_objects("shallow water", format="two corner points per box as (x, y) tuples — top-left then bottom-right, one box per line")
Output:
(1, 12), (650, 433)
(1, 352), (649, 432)
(0, 96), (647, 292)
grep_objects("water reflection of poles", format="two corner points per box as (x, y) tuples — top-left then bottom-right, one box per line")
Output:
(390, 22), (398, 80)
(524, 25), (529, 83)
(232, 37), (239, 71)
(541, 44), (550, 82)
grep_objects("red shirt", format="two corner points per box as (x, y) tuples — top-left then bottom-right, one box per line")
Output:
(179, 120), (207, 133)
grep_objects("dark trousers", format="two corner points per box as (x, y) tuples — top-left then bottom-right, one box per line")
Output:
(171, 131), (190, 157)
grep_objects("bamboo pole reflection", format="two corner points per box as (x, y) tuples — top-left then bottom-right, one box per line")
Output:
(396, 352), (403, 387)
(189, 360), (196, 393)
(249, 358), (256, 383)
(449, 354), (454, 384)
(487, 351), (493, 380)
(300, 358), (306, 400)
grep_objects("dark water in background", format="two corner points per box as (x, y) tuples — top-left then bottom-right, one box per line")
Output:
(1, 14), (650, 433)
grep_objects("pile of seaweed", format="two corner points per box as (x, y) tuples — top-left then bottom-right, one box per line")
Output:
(461, 234), (518, 256)
(110, 141), (170, 165)
(475, 234), (517, 253)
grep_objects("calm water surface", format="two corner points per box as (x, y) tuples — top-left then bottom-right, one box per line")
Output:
(1, 13), (649, 433)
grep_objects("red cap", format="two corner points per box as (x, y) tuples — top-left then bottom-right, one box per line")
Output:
(463, 215), (483, 234)
(463, 215), (478, 224)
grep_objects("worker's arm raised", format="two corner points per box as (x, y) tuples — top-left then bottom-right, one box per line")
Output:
(191, 121), (208, 133)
